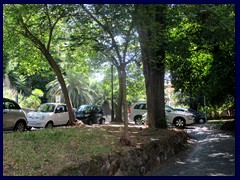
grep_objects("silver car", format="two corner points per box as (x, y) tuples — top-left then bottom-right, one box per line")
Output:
(3, 98), (28, 131)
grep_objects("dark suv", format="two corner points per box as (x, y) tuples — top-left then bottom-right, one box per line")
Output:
(3, 98), (28, 131)
(75, 105), (105, 125)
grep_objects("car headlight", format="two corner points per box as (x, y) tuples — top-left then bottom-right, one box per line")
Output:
(40, 116), (45, 120)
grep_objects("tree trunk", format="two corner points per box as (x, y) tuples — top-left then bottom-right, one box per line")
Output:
(40, 45), (76, 125)
(136, 4), (167, 129)
(113, 66), (124, 122)
(121, 65), (129, 140)
(17, 15), (76, 126)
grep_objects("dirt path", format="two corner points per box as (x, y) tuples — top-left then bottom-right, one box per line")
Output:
(147, 124), (235, 176)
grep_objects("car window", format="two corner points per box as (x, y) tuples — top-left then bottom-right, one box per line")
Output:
(77, 105), (91, 113)
(165, 105), (173, 111)
(37, 104), (55, 112)
(63, 105), (68, 112)
(175, 108), (184, 112)
(3, 100), (20, 110)
(134, 103), (147, 110)
(93, 106), (102, 113)
(56, 105), (65, 113)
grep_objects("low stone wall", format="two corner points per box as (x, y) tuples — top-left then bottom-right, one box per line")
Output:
(58, 131), (189, 176)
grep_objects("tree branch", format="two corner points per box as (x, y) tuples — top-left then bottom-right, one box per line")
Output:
(80, 4), (123, 63)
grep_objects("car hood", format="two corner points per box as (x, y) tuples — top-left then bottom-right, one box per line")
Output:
(27, 111), (54, 117)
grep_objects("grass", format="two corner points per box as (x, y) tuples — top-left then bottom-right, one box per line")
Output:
(3, 125), (183, 176)
(3, 126), (120, 176)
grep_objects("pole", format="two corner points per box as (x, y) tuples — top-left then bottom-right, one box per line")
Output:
(111, 64), (114, 122)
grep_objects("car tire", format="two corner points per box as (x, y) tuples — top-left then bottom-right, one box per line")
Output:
(135, 116), (143, 125)
(99, 119), (105, 125)
(45, 122), (53, 128)
(198, 118), (205, 124)
(88, 119), (93, 125)
(174, 118), (186, 128)
(26, 127), (32, 131)
(14, 121), (26, 132)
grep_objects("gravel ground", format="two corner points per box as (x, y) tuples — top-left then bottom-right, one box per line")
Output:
(147, 123), (235, 176)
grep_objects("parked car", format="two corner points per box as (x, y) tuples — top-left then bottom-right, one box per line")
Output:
(3, 97), (28, 131)
(129, 101), (147, 123)
(27, 103), (69, 129)
(129, 101), (195, 128)
(174, 107), (207, 124)
(75, 104), (105, 125)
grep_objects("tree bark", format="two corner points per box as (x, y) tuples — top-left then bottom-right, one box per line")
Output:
(19, 22), (76, 125)
(136, 4), (167, 128)
(40, 47), (76, 125)
(115, 66), (123, 122)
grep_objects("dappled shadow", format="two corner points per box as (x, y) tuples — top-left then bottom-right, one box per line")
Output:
(148, 125), (235, 176)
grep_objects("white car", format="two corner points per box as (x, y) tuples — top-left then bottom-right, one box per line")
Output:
(3, 97), (28, 131)
(130, 101), (195, 128)
(27, 103), (69, 129)
(129, 101), (147, 122)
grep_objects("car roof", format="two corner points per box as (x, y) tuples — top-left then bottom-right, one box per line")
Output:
(3, 97), (16, 102)
(41, 103), (66, 106)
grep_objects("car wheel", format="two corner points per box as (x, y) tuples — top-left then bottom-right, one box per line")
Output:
(99, 119), (105, 125)
(135, 116), (143, 125)
(88, 119), (93, 125)
(198, 118), (205, 124)
(66, 120), (70, 126)
(174, 118), (186, 128)
(26, 127), (32, 131)
(45, 122), (53, 128)
(14, 121), (26, 132)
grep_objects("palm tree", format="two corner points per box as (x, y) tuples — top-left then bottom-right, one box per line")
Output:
(46, 70), (99, 108)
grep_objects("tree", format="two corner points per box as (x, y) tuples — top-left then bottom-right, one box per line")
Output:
(46, 70), (99, 108)
(80, 4), (139, 141)
(135, 4), (168, 128)
(4, 4), (77, 125)
(166, 4), (235, 110)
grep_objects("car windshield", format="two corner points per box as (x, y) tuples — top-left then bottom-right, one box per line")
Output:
(77, 105), (92, 113)
(188, 108), (197, 114)
(36, 104), (55, 112)
(165, 105), (174, 111)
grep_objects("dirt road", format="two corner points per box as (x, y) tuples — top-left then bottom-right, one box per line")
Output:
(147, 124), (235, 176)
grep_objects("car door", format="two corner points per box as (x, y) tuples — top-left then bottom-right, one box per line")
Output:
(165, 105), (174, 124)
(3, 100), (20, 130)
(131, 103), (147, 118)
(54, 105), (69, 125)
(92, 106), (102, 124)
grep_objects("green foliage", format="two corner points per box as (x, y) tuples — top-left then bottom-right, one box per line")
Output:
(46, 70), (100, 108)
(19, 89), (44, 109)
(3, 4), (234, 117)
(3, 86), (18, 100)
(166, 4), (235, 109)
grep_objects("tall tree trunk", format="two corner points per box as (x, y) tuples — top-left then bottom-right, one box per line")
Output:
(114, 67), (123, 122)
(121, 65), (129, 140)
(40, 46), (76, 125)
(136, 4), (167, 128)
(18, 15), (76, 126)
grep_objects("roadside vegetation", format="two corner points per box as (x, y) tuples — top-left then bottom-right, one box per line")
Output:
(3, 4), (235, 126)
(4, 127), (118, 176)
(3, 125), (186, 176)
(3, 4), (235, 175)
